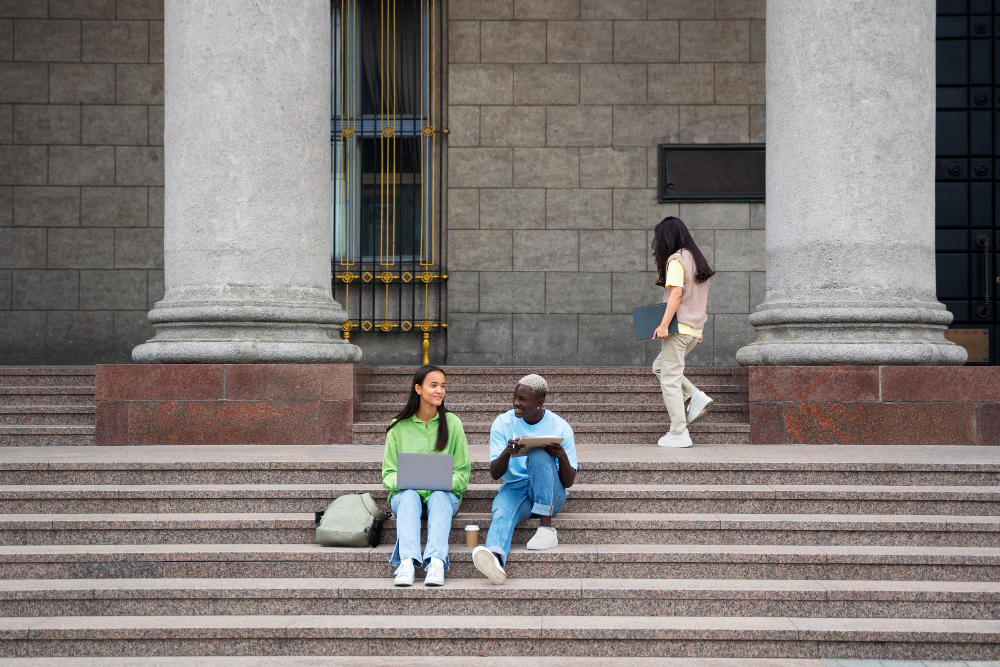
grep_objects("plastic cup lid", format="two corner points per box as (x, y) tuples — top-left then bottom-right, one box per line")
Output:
(465, 524), (479, 531)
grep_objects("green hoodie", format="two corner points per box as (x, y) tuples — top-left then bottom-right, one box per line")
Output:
(381, 411), (471, 503)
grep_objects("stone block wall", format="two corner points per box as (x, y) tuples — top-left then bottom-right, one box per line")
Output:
(443, 0), (766, 367)
(0, 0), (163, 364)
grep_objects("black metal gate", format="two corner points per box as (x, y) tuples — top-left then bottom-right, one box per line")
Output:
(936, 0), (999, 364)
(331, 0), (446, 364)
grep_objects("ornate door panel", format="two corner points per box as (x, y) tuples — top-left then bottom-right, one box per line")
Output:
(937, 0), (999, 363)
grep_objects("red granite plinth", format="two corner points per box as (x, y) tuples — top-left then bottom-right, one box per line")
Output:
(749, 366), (1000, 445)
(95, 364), (361, 446)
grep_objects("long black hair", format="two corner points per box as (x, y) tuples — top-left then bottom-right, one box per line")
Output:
(386, 365), (450, 451)
(651, 216), (715, 286)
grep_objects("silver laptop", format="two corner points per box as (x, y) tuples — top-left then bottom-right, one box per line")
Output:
(396, 452), (454, 492)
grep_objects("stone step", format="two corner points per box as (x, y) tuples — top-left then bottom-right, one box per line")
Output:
(0, 367), (95, 388)
(363, 375), (733, 390)
(0, 378), (95, 388)
(0, 614), (997, 659)
(0, 484), (996, 516)
(0, 426), (95, 446)
(368, 365), (735, 377)
(0, 387), (95, 407)
(0, 576), (994, 619)
(359, 402), (749, 424)
(352, 422), (751, 445)
(3, 444), (997, 486)
(1, 543), (995, 582)
(0, 406), (96, 426)
(363, 385), (739, 404)
(0, 658), (840, 667)
(0, 367), (95, 376)
(1, 511), (996, 547)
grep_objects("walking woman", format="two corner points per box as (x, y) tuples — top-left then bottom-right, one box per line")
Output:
(651, 216), (715, 448)
(382, 365), (471, 587)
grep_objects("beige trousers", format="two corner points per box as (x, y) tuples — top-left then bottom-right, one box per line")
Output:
(651, 334), (699, 434)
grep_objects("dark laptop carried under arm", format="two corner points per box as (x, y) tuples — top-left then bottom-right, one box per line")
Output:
(632, 303), (679, 340)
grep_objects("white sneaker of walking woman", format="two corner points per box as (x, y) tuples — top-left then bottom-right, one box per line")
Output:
(658, 429), (693, 448)
(686, 390), (714, 425)
(423, 557), (445, 586)
(526, 526), (558, 550)
(393, 558), (415, 587)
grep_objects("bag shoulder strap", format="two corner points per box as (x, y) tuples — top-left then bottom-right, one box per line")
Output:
(361, 492), (391, 520)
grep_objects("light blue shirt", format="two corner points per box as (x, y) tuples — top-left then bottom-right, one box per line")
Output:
(489, 409), (578, 484)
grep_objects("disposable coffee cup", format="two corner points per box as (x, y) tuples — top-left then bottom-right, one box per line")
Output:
(465, 524), (480, 548)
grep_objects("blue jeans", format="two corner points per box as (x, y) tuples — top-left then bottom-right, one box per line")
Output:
(484, 447), (567, 566)
(389, 489), (460, 570)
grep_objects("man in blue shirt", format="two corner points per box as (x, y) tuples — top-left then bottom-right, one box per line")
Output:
(472, 374), (578, 585)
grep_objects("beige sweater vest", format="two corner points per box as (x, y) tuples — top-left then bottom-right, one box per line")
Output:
(663, 248), (710, 331)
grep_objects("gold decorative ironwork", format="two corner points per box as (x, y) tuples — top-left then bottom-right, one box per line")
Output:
(333, 0), (444, 365)
(340, 319), (355, 342)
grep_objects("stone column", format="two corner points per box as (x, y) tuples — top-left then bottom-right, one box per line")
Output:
(737, 0), (966, 366)
(133, 0), (361, 363)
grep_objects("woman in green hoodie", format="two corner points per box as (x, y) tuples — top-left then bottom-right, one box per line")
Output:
(382, 365), (470, 587)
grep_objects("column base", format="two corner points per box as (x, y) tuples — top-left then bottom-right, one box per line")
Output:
(736, 300), (968, 366)
(131, 287), (363, 364)
(133, 340), (362, 364)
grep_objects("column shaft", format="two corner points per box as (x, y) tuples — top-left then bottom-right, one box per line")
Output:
(133, 0), (361, 363)
(737, 0), (966, 366)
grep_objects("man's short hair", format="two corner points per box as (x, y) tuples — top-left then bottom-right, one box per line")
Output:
(517, 373), (548, 399)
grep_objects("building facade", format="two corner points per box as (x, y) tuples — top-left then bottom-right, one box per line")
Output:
(0, 0), (766, 367)
(0, 0), (986, 368)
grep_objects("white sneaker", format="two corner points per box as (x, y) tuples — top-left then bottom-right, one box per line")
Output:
(471, 545), (507, 584)
(658, 430), (693, 448)
(393, 558), (415, 587)
(526, 526), (558, 550)
(423, 557), (445, 586)
(687, 390), (714, 425)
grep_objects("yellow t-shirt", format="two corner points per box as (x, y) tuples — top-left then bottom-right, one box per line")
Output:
(664, 259), (702, 338)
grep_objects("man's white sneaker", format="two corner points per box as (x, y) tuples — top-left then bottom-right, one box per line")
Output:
(658, 430), (693, 448)
(423, 557), (445, 586)
(687, 390), (714, 425)
(471, 545), (507, 584)
(526, 525), (558, 550)
(393, 558), (415, 586)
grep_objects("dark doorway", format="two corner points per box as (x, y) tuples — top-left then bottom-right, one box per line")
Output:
(936, 0), (999, 364)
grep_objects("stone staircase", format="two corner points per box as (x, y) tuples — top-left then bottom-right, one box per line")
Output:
(353, 366), (750, 445)
(0, 443), (997, 659)
(0, 368), (96, 446)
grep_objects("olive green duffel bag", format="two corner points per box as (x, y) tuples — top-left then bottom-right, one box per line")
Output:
(315, 493), (391, 547)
